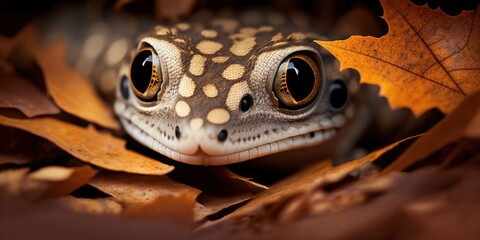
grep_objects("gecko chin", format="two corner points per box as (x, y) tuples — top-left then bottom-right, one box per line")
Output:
(120, 117), (339, 165)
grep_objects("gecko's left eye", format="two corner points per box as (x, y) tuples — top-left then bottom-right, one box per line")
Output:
(130, 46), (162, 101)
(273, 54), (321, 110)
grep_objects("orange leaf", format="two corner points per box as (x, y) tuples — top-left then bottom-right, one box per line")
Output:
(316, 0), (480, 115)
(12, 25), (120, 130)
(28, 165), (98, 200)
(0, 115), (173, 175)
(89, 171), (200, 205)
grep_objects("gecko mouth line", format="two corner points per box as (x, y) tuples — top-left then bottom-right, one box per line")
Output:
(120, 118), (338, 165)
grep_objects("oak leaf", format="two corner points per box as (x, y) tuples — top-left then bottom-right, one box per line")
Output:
(316, 0), (480, 115)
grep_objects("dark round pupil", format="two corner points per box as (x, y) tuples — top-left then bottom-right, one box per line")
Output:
(131, 49), (154, 93)
(286, 58), (315, 102)
(329, 80), (348, 109)
(240, 94), (253, 112)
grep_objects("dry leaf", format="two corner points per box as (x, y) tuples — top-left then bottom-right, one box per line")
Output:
(89, 171), (200, 204)
(199, 135), (419, 230)
(0, 73), (60, 117)
(383, 91), (480, 173)
(0, 165), (97, 200)
(60, 195), (123, 216)
(89, 171), (199, 222)
(124, 195), (195, 224)
(0, 192), (192, 240)
(28, 165), (98, 199)
(317, 0), (480, 115)
(195, 193), (252, 222)
(0, 115), (173, 175)
(11, 25), (119, 130)
(0, 154), (30, 165)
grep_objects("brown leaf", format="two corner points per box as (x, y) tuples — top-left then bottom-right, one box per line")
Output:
(12, 25), (119, 130)
(0, 115), (173, 175)
(0, 165), (98, 201)
(125, 195), (195, 224)
(0, 73), (60, 117)
(29, 165), (98, 199)
(383, 91), (480, 173)
(316, 0), (480, 115)
(89, 171), (200, 204)
(200, 135), (419, 228)
(89, 171), (199, 222)
(0, 154), (30, 165)
(59, 195), (123, 216)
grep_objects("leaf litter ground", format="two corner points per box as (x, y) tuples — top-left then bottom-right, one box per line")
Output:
(0, 0), (479, 239)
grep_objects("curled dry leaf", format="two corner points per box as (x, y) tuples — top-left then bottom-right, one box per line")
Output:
(29, 165), (98, 200)
(316, 0), (480, 115)
(0, 115), (174, 175)
(383, 91), (480, 173)
(0, 165), (97, 201)
(0, 73), (60, 117)
(11, 25), (119, 130)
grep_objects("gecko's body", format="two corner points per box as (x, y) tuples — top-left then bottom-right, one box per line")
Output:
(38, 7), (361, 166)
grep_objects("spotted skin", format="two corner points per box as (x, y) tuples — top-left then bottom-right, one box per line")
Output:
(114, 16), (356, 166)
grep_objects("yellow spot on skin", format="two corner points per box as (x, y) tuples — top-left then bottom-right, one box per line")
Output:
(155, 27), (169, 35)
(174, 38), (186, 44)
(190, 118), (203, 130)
(288, 32), (306, 40)
(271, 33), (283, 42)
(258, 26), (274, 32)
(212, 56), (229, 63)
(272, 42), (287, 47)
(105, 38), (128, 66)
(176, 23), (190, 31)
(226, 81), (250, 111)
(230, 38), (256, 56)
(196, 40), (223, 55)
(201, 29), (218, 38)
(178, 76), (196, 98)
(212, 18), (239, 33)
(207, 108), (230, 125)
(83, 34), (106, 59)
(189, 55), (207, 76)
(175, 101), (191, 117)
(222, 64), (245, 80)
(202, 84), (218, 98)
(240, 27), (257, 36)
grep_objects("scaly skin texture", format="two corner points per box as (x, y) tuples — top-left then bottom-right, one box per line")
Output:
(114, 16), (358, 166)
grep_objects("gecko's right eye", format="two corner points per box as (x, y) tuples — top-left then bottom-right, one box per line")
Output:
(272, 53), (321, 110)
(130, 46), (162, 101)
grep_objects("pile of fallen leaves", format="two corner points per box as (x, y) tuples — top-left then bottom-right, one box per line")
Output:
(0, 0), (479, 239)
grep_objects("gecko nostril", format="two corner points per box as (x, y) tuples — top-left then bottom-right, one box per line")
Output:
(217, 129), (228, 142)
(175, 126), (181, 139)
(120, 75), (130, 100)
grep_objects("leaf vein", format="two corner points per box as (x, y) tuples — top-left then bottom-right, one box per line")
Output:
(388, 0), (466, 96)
